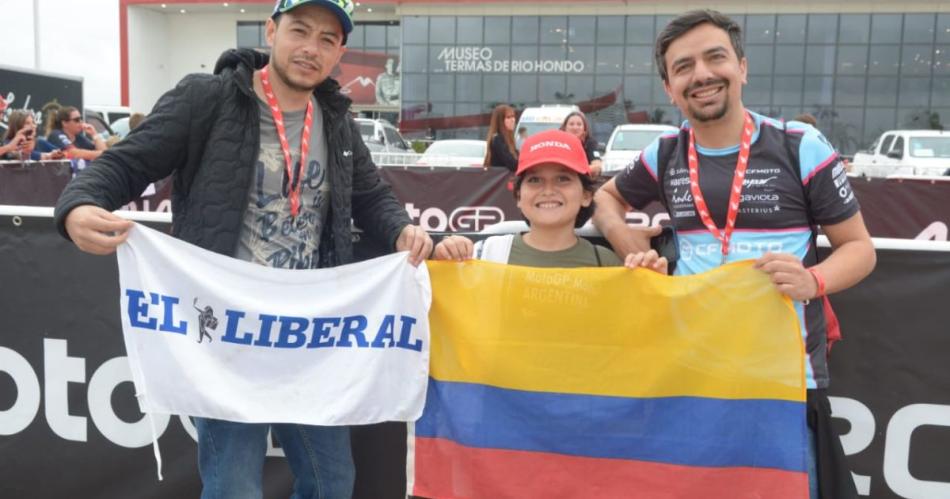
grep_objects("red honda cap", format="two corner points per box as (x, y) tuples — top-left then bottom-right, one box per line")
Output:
(516, 129), (590, 176)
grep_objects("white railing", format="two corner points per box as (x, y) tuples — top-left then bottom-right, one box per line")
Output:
(370, 151), (423, 166)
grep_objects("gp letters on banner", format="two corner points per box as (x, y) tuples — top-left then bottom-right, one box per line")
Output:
(411, 260), (808, 499)
(116, 224), (432, 426)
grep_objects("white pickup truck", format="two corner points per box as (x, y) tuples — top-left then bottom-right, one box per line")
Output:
(850, 129), (950, 177)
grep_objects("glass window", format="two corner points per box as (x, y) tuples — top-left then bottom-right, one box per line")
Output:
(348, 25), (365, 48)
(902, 45), (934, 76)
(365, 25), (386, 48)
(804, 76), (834, 106)
(625, 45), (654, 74)
(745, 76), (772, 106)
(871, 14), (902, 44)
(932, 78), (950, 107)
(655, 15), (674, 37)
(570, 46), (595, 74)
(594, 75), (623, 95)
(746, 15), (775, 44)
(776, 15), (806, 44)
(512, 45), (539, 67)
(568, 17), (595, 45)
(652, 78), (670, 104)
(746, 46), (774, 75)
(540, 45), (566, 62)
(401, 74), (427, 102)
(483, 74), (510, 103)
(867, 77), (899, 107)
(387, 25), (401, 47)
(511, 75), (538, 104)
(624, 76), (654, 109)
(512, 17), (539, 44)
(430, 17), (456, 44)
(938, 14), (950, 43)
(837, 46), (867, 75)
(864, 109), (896, 147)
(626, 16), (654, 44)
(903, 14), (935, 44)
(935, 46), (950, 75)
(838, 14), (870, 44)
(596, 46), (624, 74)
(650, 105), (681, 126)
(403, 46), (428, 73)
(540, 16), (568, 45)
(485, 17), (511, 45)
(807, 15), (838, 44)
(597, 16), (625, 45)
(457, 17), (483, 45)
(806, 45), (836, 74)
(455, 74), (482, 102)
(830, 107), (864, 154)
(772, 76), (803, 106)
(236, 23), (260, 49)
(774, 46), (805, 75)
(566, 75), (595, 101)
(899, 77), (931, 107)
(429, 74), (455, 102)
(402, 17), (428, 44)
(835, 76), (866, 106)
(868, 45), (901, 75)
(428, 102), (454, 117)
(539, 75), (566, 103)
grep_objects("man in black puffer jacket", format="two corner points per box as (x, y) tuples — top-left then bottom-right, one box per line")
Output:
(53, 1), (432, 497)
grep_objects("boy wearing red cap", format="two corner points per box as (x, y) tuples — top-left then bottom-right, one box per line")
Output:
(435, 129), (666, 272)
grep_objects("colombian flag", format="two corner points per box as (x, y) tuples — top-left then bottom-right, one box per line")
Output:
(410, 260), (807, 499)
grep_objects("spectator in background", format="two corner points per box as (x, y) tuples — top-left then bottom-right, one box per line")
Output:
(47, 106), (106, 161)
(794, 113), (818, 127)
(516, 126), (528, 151)
(560, 111), (603, 177)
(42, 102), (63, 137)
(484, 104), (518, 171)
(1, 110), (65, 161)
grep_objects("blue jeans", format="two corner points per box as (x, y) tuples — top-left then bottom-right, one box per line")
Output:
(194, 418), (354, 499)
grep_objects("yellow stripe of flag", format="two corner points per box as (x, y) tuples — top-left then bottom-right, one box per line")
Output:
(427, 260), (805, 402)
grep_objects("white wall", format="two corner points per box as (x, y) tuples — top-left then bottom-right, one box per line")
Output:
(128, 8), (170, 114)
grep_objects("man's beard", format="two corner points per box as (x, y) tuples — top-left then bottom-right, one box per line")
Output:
(684, 78), (730, 123)
(271, 55), (322, 93)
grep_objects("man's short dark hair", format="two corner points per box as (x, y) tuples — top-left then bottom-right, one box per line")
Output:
(513, 172), (597, 229)
(654, 10), (744, 83)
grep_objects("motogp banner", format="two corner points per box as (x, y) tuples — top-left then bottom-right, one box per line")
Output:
(411, 261), (808, 498)
(116, 224), (431, 426)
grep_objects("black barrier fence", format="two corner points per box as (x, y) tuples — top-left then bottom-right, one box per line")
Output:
(2, 161), (949, 240)
(2, 211), (949, 498)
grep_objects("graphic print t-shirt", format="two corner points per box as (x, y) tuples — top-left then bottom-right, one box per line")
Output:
(234, 96), (331, 269)
(613, 112), (860, 388)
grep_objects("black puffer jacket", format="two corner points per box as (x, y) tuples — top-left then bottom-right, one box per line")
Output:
(54, 49), (410, 267)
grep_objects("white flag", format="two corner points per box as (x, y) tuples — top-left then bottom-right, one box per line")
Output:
(116, 223), (431, 426)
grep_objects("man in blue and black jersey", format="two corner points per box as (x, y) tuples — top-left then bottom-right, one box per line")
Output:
(594, 9), (875, 499)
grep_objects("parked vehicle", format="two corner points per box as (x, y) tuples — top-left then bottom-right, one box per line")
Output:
(416, 139), (487, 167)
(356, 118), (411, 153)
(601, 123), (678, 176)
(851, 129), (950, 177)
(515, 104), (580, 139)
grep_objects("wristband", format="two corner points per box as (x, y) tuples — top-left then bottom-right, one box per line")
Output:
(807, 267), (826, 299)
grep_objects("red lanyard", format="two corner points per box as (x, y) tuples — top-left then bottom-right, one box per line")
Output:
(260, 64), (313, 218)
(687, 112), (755, 264)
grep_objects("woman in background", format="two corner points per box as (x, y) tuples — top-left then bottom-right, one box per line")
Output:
(560, 111), (603, 177)
(483, 104), (518, 171)
(1, 110), (65, 160)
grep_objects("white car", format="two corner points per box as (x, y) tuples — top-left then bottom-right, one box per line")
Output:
(851, 129), (950, 177)
(601, 124), (679, 175)
(416, 139), (487, 168)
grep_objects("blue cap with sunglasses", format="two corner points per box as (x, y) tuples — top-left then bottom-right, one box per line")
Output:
(272, 0), (354, 42)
